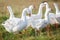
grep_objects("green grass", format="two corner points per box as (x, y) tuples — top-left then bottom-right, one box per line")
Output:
(0, 0), (60, 40)
(0, 15), (60, 40)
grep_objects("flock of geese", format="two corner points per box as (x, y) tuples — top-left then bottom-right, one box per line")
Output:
(1, 1), (60, 35)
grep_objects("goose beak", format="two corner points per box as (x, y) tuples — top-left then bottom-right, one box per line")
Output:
(29, 14), (31, 16)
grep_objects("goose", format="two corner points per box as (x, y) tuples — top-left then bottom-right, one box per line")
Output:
(7, 6), (31, 30)
(29, 4), (51, 35)
(24, 5), (34, 30)
(43, 1), (59, 30)
(24, 3), (45, 29)
(28, 5), (33, 16)
(28, 2), (45, 20)
(2, 8), (30, 34)
(26, 3), (45, 29)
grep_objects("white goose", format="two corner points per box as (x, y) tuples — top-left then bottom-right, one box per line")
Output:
(28, 3), (45, 20)
(25, 3), (45, 29)
(43, 2), (59, 25)
(2, 8), (30, 33)
(43, 2), (59, 30)
(26, 3), (45, 30)
(29, 4), (51, 35)
(7, 6), (31, 29)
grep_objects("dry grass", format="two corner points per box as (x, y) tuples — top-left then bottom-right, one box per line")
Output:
(0, 0), (60, 40)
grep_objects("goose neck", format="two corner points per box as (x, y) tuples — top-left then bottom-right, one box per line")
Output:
(45, 8), (49, 20)
(21, 10), (27, 22)
(29, 8), (32, 15)
(9, 12), (14, 19)
(44, 5), (47, 19)
(54, 3), (59, 14)
(37, 5), (43, 18)
(8, 7), (14, 19)
(45, 3), (50, 19)
(45, 3), (49, 9)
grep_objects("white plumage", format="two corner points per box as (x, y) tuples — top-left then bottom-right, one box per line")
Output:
(30, 4), (51, 31)
(27, 3), (45, 30)
(44, 2), (59, 24)
(2, 6), (30, 34)
(28, 3), (45, 20)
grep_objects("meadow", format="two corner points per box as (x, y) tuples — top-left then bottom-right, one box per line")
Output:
(0, 0), (60, 40)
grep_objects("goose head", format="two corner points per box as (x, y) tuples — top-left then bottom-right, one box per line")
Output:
(7, 6), (14, 19)
(43, 1), (49, 6)
(25, 8), (31, 16)
(28, 5), (34, 10)
(7, 6), (11, 10)
(53, 2), (58, 7)
(53, 2), (58, 8)
(39, 2), (46, 8)
(22, 8), (31, 18)
(27, 8), (32, 16)
(28, 5), (34, 16)
(7, 6), (13, 14)
(42, 1), (48, 4)
(22, 8), (30, 14)
(54, 3), (56, 6)
(43, 1), (50, 10)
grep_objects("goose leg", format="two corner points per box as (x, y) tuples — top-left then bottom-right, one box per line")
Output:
(46, 25), (52, 37)
(36, 30), (41, 36)
(55, 23), (58, 30)
(55, 23), (59, 33)
(35, 29), (37, 36)
(46, 25), (50, 37)
(24, 29), (29, 36)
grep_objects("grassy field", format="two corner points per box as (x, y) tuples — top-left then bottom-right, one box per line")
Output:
(0, 0), (60, 40)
